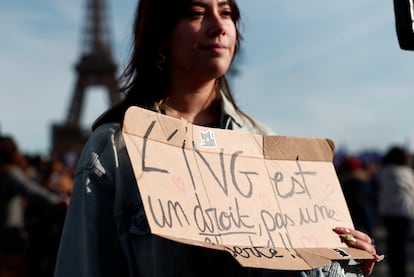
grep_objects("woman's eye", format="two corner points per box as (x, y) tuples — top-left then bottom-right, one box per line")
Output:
(188, 9), (205, 19)
(221, 9), (232, 18)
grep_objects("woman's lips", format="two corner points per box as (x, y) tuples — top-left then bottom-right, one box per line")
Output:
(202, 43), (227, 54)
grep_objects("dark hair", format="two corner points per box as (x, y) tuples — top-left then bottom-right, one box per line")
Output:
(0, 136), (18, 166)
(93, 0), (243, 129)
(382, 146), (410, 166)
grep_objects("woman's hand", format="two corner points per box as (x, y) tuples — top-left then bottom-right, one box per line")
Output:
(333, 227), (384, 275)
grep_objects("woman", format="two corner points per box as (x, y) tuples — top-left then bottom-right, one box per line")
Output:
(378, 146), (414, 277)
(54, 0), (379, 276)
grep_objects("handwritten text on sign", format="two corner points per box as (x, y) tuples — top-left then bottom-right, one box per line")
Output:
(122, 107), (356, 269)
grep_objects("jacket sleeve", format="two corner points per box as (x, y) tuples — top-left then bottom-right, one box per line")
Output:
(54, 124), (128, 277)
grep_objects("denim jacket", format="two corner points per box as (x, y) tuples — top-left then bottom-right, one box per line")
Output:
(54, 98), (359, 277)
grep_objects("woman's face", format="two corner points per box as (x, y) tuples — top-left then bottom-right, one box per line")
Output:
(169, 0), (237, 81)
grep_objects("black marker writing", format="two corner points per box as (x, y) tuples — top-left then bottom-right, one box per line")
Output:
(230, 151), (256, 198)
(193, 193), (254, 235)
(225, 245), (283, 259)
(272, 162), (317, 200)
(147, 195), (190, 228)
(261, 210), (295, 247)
(299, 204), (340, 225)
(142, 121), (168, 173)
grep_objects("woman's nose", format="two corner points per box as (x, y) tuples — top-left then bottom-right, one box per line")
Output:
(207, 14), (226, 37)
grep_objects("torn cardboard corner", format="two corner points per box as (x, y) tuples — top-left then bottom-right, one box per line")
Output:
(122, 106), (373, 271)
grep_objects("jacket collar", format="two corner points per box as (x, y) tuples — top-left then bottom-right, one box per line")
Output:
(151, 90), (243, 130)
(220, 91), (243, 129)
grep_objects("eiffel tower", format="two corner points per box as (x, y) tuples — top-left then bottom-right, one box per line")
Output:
(51, 0), (121, 162)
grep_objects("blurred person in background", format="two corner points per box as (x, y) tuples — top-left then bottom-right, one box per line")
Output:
(378, 145), (414, 277)
(24, 158), (72, 277)
(337, 156), (375, 238)
(0, 135), (68, 277)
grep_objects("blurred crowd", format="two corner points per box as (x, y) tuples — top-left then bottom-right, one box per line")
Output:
(1, 133), (414, 277)
(0, 135), (73, 277)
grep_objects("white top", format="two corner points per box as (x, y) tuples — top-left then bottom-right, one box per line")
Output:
(378, 165), (414, 218)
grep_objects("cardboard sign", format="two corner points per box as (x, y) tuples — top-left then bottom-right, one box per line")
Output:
(122, 106), (372, 271)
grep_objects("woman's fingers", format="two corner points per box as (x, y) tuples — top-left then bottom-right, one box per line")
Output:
(333, 227), (375, 252)
(333, 227), (385, 275)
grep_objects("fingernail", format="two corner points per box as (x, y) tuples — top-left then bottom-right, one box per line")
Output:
(375, 254), (385, 262)
(333, 227), (350, 233)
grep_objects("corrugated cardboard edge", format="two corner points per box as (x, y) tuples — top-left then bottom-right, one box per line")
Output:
(264, 136), (335, 161)
(156, 232), (374, 271)
(296, 247), (373, 261)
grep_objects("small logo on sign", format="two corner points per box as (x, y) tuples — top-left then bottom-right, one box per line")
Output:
(200, 130), (217, 148)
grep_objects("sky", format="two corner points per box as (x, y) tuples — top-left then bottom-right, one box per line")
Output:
(1, 0), (414, 157)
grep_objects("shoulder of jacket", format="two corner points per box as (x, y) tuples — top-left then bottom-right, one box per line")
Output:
(251, 118), (277, 135)
(80, 122), (124, 156)
(233, 113), (277, 136)
(220, 93), (276, 136)
(88, 122), (123, 143)
(74, 122), (125, 176)
(92, 122), (121, 136)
